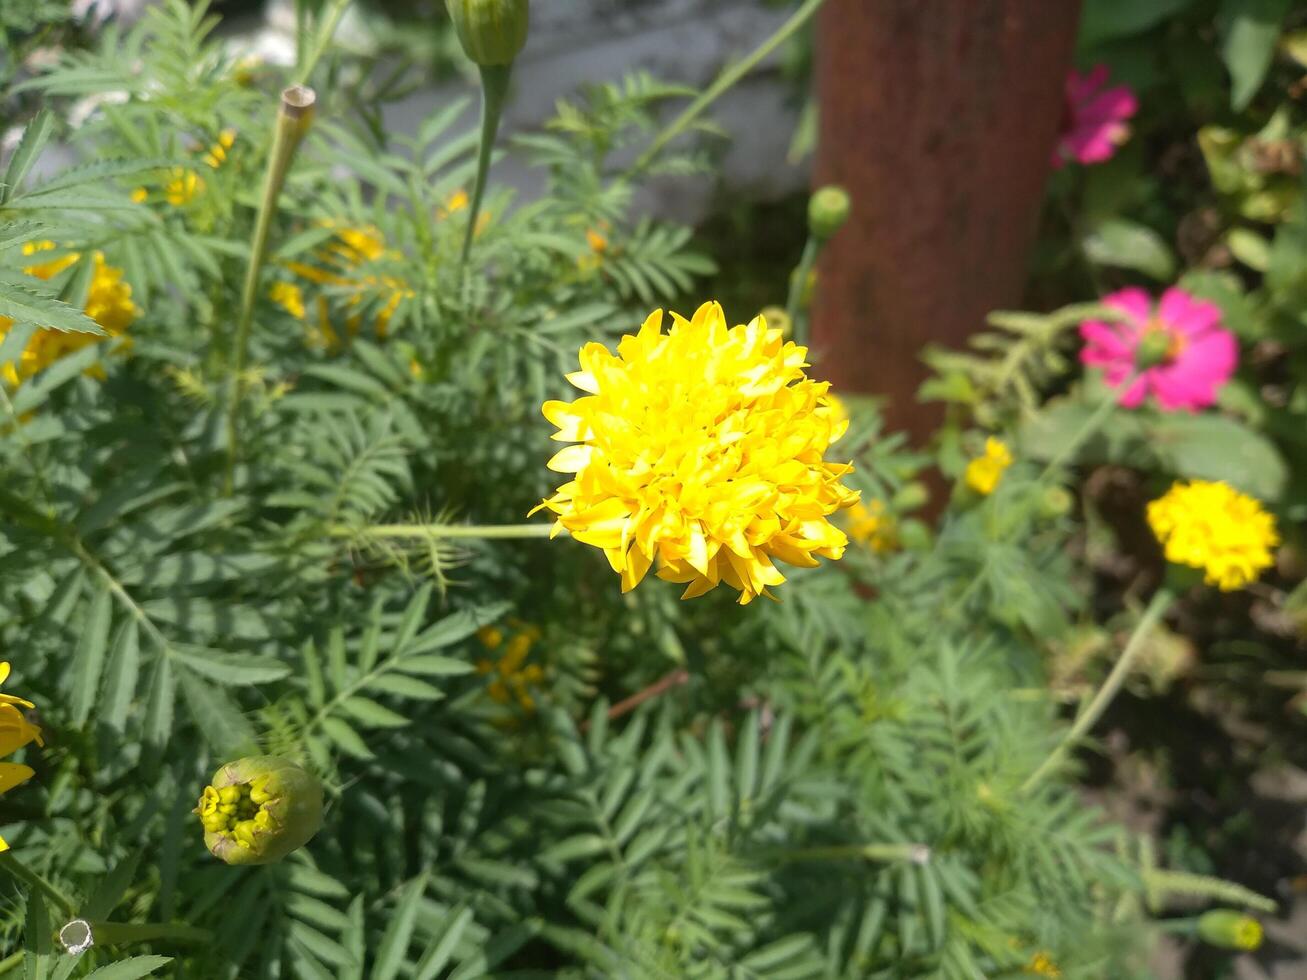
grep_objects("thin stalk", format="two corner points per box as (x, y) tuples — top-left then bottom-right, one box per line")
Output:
(334, 522), (555, 540)
(294, 0), (353, 86)
(0, 952), (20, 975)
(767, 842), (931, 865)
(629, 0), (828, 176)
(459, 63), (512, 269)
(223, 86), (316, 495)
(57, 918), (213, 954)
(0, 851), (76, 917)
(1036, 374), (1133, 483)
(1021, 589), (1174, 793)
(785, 235), (821, 345)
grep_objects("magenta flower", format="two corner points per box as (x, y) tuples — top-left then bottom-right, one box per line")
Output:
(1055, 65), (1138, 168)
(1080, 287), (1237, 412)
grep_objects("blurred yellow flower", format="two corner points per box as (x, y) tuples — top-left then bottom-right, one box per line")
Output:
(269, 282), (306, 320)
(965, 437), (1012, 495)
(1148, 480), (1278, 591)
(1024, 952), (1061, 977)
(534, 302), (858, 605)
(0, 248), (137, 385)
(165, 168), (203, 206)
(283, 221), (412, 351)
(130, 187), (149, 204)
(203, 129), (237, 169)
(0, 662), (42, 853)
(845, 498), (897, 553)
(440, 189), (469, 217)
(477, 623), (544, 712)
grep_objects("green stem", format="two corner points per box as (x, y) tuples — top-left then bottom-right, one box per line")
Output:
(334, 522), (555, 540)
(1021, 589), (1173, 794)
(1036, 375), (1132, 482)
(629, 0), (829, 176)
(0, 852), (76, 917)
(294, 0), (353, 85)
(785, 236), (821, 346)
(57, 918), (213, 953)
(223, 86), (316, 495)
(0, 952), (21, 975)
(766, 842), (931, 865)
(459, 63), (512, 269)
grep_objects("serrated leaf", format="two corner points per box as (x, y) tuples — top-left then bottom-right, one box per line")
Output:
(83, 957), (173, 980)
(321, 716), (373, 758)
(0, 283), (103, 335)
(174, 650), (291, 685)
(71, 583), (113, 727)
(179, 666), (257, 755)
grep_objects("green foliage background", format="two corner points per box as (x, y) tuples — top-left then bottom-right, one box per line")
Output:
(0, 1), (1291, 977)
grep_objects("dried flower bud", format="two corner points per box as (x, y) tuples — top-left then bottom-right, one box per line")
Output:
(1197, 910), (1263, 951)
(445, 0), (529, 67)
(808, 186), (851, 241)
(195, 757), (323, 866)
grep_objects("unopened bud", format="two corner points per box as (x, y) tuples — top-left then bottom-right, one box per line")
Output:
(1041, 486), (1074, 518)
(1197, 910), (1263, 951)
(891, 482), (929, 512)
(897, 518), (933, 552)
(446, 0), (529, 67)
(195, 757), (323, 866)
(759, 305), (792, 339)
(808, 186), (851, 240)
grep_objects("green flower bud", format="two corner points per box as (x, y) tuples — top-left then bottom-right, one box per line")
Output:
(759, 305), (793, 340)
(1197, 910), (1263, 951)
(808, 186), (851, 240)
(1040, 486), (1074, 518)
(195, 757), (323, 866)
(897, 518), (933, 552)
(446, 0), (529, 67)
(891, 482), (929, 513)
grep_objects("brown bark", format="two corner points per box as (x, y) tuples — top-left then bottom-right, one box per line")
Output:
(812, 0), (1083, 445)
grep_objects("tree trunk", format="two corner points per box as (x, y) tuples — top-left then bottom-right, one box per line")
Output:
(812, 0), (1083, 444)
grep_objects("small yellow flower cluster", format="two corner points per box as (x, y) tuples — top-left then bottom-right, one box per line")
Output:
(196, 781), (273, 847)
(476, 623), (544, 712)
(577, 223), (611, 275)
(965, 437), (1013, 495)
(165, 167), (203, 207)
(1024, 951), (1061, 977)
(203, 129), (237, 169)
(844, 498), (898, 554)
(0, 242), (137, 385)
(0, 662), (42, 853)
(1148, 480), (1279, 591)
(535, 302), (859, 604)
(274, 221), (412, 351)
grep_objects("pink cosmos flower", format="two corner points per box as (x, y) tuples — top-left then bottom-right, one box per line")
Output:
(1055, 65), (1138, 168)
(1080, 287), (1237, 412)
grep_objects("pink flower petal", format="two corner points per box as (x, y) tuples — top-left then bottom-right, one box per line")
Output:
(1103, 287), (1153, 327)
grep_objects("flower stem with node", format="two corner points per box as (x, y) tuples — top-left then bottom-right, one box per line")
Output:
(785, 237), (820, 346)
(459, 63), (512, 269)
(335, 522), (556, 540)
(1021, 588), (1174, 794)
(57, 918), (213, 955)
(223, 85), (316, 496)
(629, 0), (829, 177)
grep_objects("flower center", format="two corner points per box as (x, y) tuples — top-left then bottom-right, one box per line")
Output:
(1136, 320), (1185, 369)
(196, 780), (274, 848)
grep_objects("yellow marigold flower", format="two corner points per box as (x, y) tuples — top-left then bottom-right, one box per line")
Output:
(285, 222), (412, 351)
(165, 168), (203, 206)
(0, 251), (137, 385)
(269, 282), (306, 320)
(965, 437), (1012, 495)
(478, 623), (543, 713)
(586, 228), (609, 254)
(438, 189), (470, 219)
(534, 302), (859, 605)
(0, 662), (43, 853)
(130, 187), (148, 203)
(1147, 480), (1279, 591)
(845, 499), (897, 553)
(203, 129), (237, 168)
(1024, 952), (1061, 977)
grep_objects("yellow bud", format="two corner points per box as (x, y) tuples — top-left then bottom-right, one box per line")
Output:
(1198, 910), (1263, 951)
